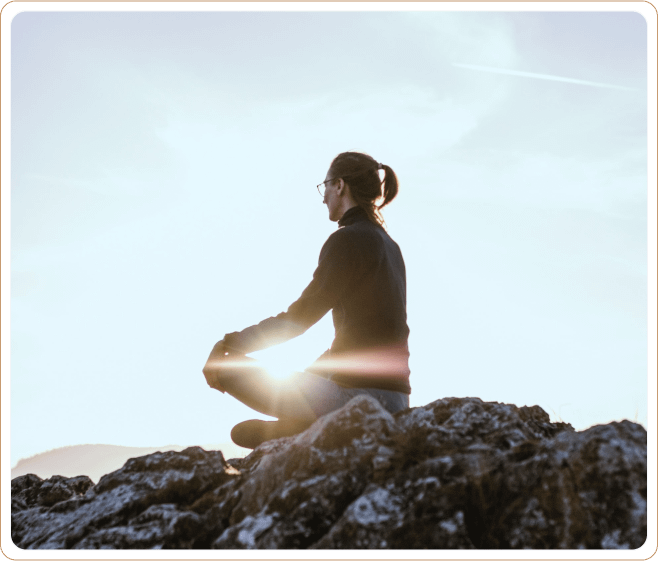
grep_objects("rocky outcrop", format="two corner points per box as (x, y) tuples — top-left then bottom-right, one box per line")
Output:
(11, 442), (249, 483)
(11, 396), (647, 549)
(11, 445), (188, 484)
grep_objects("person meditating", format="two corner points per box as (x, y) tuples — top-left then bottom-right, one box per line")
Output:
(202, 151), (411, 449)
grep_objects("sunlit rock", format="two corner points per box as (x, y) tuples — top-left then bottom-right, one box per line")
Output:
(11, 396), (647, 549)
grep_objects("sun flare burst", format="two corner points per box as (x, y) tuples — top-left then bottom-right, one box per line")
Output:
(260, 357), (297, 381)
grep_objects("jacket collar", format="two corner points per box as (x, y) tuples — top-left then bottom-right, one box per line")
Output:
(338, 205), (368, 227)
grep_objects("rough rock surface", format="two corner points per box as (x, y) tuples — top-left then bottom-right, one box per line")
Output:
(11, 396), (647, 549)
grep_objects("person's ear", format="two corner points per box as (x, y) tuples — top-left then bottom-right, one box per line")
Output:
(336, 178), (346, 196)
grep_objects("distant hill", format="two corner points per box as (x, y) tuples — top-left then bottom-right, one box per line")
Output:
(11, 442), (249, 483)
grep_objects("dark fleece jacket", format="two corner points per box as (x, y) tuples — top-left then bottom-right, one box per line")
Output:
(223, 205), (411, 394)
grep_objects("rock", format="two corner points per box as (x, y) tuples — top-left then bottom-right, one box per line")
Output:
(11, 474), (94, 512)
(11, 446), (237, 549)
(11, 396), (647, 549)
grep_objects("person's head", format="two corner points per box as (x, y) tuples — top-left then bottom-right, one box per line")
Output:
(322, 151), (399, 227)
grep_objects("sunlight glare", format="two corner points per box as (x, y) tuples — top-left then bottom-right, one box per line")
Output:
(251, 345), (302, 382)
(261, 357), (296, 381)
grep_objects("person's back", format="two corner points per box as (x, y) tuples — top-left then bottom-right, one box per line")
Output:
(310, 205), (410, 393)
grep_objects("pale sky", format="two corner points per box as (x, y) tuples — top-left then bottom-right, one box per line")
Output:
(4, 5), (654, 464)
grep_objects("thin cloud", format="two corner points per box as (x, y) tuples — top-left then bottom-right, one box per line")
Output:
(452, 62), (638, 91)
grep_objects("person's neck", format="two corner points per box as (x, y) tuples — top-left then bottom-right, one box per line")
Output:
(337, 200), (358, 220)
(338, 204), (366, 226)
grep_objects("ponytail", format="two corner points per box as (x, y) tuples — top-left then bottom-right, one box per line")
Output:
(379, 164), (399, 210)
(329, 152), (400, 229)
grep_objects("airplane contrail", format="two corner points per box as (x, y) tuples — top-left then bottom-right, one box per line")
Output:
(452, 62), (638, 92)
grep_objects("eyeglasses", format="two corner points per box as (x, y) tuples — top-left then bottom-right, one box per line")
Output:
(316, 178), (336, 198)
(317, 167), (378, 197)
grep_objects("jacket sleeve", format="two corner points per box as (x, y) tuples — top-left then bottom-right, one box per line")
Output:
(222, 229), (360, 354)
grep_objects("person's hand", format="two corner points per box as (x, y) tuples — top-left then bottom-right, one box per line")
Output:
(202, 340), (230, 392)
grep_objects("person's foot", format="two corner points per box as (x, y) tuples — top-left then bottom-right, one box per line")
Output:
(231, 418), (312, 449)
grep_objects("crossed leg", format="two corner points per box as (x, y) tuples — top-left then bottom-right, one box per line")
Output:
(204, 354), (330, 448)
